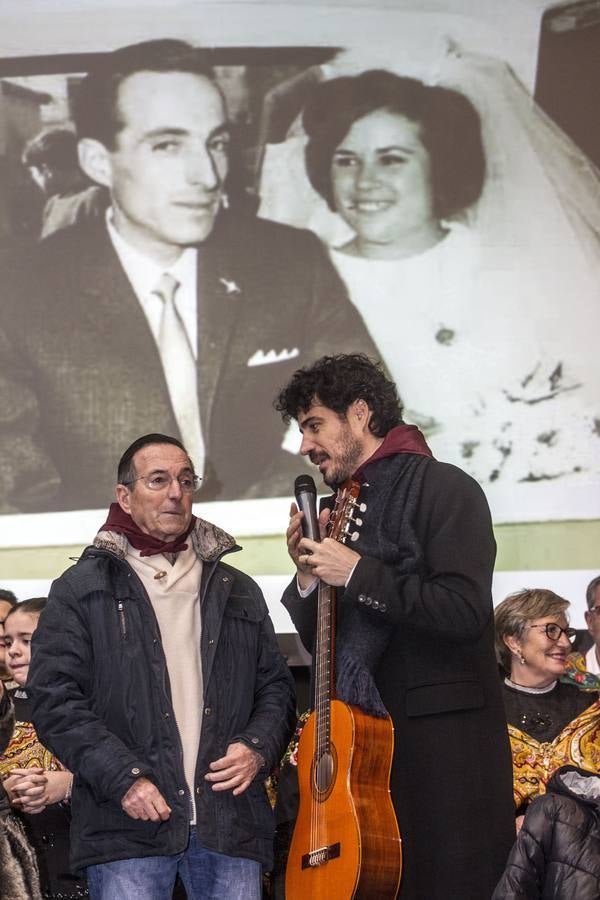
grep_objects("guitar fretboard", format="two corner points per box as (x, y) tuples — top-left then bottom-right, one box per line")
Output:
(312, 481), (363, 757)
(314, 581), (334, 754)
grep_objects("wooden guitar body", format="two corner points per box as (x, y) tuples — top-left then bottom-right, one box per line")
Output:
(286, 699), (402, 900)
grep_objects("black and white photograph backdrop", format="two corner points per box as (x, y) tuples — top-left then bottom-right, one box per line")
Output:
(0, 0), (598, 550)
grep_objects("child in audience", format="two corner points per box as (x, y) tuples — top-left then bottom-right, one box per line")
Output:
(0, 679), (42, 898)
(0, 598), (87, 899)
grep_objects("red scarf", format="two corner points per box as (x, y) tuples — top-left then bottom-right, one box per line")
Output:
(353, 424), (433, 481)
(98, 503), (197, 557)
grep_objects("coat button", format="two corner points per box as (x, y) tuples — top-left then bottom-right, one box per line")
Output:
(364, 597), (372, 606)
(222, 576), (229, 583)
(208, 639), (214, 646)
(178, 789), (185, 796)
(358, 594), (366, 603)
(163, 712), (170, 719)
(372, 600), (379, 610)
(380, 603), (387, 612)
(250, 736), (260, 745)
(204, 707), (212, 716)
(196, 786), (203, 795)
(131, 767), (140, 776)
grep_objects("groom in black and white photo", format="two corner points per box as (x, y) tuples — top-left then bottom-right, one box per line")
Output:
(0, 38), (376, 513)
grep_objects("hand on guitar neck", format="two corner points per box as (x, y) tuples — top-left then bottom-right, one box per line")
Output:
(286, 502), (361, 590)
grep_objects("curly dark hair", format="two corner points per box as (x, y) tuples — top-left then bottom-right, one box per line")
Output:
(73, 39), (215, 149)
(303, 69), (485, 221)
(274, 353), (403, 437)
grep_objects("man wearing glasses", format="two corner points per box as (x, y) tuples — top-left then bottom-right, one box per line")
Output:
(28, 433), (296, 899)
(583, 576), (600, 677)
(563, 575), (600, 688)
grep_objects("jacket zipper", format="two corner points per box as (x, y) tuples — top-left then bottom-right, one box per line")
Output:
(117, 599), (127, 640)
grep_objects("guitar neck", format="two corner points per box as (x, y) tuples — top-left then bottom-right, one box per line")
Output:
(311, 478), (363, 755)
(314, 581), (336, 751)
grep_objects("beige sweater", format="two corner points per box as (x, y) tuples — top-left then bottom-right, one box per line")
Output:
(127, 546), (203, 823)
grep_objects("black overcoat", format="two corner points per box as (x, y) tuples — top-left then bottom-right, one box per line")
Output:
(283, 453), (515, 900)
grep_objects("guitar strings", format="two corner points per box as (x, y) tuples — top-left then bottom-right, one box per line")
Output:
(309, 483), (354, 862)
(311, 499), (333, 859)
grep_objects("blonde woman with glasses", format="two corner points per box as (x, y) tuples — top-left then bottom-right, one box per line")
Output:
(494, 588), (600, 823)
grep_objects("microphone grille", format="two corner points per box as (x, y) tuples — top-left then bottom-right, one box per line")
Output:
(294, 474), (317, 495)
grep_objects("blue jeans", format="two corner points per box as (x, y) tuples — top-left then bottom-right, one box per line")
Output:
(86, 827), (262, 900)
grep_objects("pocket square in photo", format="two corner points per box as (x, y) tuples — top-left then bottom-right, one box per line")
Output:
(218, 277), (241, 294)
(247, 348), (300, 367)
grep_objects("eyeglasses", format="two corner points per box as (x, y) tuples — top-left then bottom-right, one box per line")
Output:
(122, 473), (201, 493)
(527, 623), (577, 642)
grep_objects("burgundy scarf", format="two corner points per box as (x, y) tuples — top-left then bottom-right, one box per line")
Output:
(98, 503), (197, 557)
(353, 424), (432, 481)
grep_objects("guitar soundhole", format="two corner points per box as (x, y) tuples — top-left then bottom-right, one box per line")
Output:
(314, 750), (334, 795)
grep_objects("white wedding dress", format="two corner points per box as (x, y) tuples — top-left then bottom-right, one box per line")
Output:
(258, 46), (600, 519)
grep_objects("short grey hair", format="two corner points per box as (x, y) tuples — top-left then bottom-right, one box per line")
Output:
(494, 588), (570, 673)
(586, 575), (600, 611)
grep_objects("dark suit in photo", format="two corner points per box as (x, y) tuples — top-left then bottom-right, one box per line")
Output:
(0, 211), (379, 512)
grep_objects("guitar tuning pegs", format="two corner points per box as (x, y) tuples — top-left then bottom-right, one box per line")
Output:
(358, 502), (367, 513)
(350, 531), (360, 542)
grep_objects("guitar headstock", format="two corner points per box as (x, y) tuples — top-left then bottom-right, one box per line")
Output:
(328, 479), (367, 545)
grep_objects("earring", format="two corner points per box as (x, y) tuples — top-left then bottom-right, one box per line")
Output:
(220, 193), (229, 210)
(519, 653), (526, 666)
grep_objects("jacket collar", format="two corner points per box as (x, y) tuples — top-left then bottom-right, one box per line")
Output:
(93, 515), (238, 564)
(549, 764), (600, 808)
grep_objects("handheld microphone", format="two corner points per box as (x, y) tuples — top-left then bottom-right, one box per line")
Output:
(294, 474), (320, 543)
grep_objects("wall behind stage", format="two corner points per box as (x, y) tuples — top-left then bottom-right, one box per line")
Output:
(0, 0), (598, 625)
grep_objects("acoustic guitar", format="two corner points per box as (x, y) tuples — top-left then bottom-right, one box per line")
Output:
(285, 479), (402, 900)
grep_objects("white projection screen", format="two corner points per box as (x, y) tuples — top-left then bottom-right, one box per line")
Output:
(0, 1), (598, 556)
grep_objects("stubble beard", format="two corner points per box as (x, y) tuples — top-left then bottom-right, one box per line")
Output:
(322, 435), (364, 489)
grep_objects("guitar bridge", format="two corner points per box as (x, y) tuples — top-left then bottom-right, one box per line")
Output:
(301, 842), (341, 869)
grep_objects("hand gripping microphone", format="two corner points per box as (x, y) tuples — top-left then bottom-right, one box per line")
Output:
(294, 474), (320, 543)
